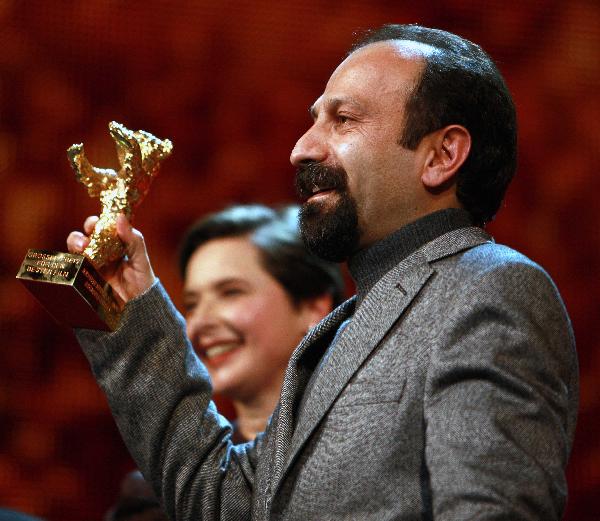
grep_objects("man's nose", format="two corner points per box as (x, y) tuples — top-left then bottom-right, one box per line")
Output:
(290, 125), (327, 167)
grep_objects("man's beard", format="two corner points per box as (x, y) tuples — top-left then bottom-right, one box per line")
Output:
(294, 162), (360, 262)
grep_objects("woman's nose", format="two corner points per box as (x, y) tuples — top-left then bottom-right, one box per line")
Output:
(186, 299), (219, 337)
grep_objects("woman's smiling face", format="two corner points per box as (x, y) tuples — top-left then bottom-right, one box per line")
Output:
(183, 235), (313, 402)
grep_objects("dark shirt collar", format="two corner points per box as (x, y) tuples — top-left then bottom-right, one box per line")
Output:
(348, 208), (473, 303)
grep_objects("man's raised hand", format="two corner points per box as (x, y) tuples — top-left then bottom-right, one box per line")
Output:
(67, 214), (156, 305)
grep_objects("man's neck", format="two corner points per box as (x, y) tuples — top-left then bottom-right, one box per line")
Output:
(348, 208), (474, 303)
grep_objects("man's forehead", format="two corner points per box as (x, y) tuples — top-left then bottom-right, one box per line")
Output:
(343, 39), (437, 69)
(331, 39), (430, 83)
(309, 40), (426, 113)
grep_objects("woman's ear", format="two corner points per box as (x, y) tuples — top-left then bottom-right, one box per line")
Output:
(299, 293), (334, 330)
(420, 125), (471, 191)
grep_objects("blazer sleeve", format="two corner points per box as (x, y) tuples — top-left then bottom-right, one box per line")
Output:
(423, 258), (578, 520)
(75, 280), (260, 521)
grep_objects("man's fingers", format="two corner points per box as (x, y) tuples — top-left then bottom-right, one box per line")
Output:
(66, 231), (89, 254)
(66, 215), (96, 253)
(115, 214), (139, 249)
(115, 213), (156, 295)
(116, 214), (149, 264)
(83, 215), (99, 235)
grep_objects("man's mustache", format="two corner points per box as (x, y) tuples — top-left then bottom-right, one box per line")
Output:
(294, 162), (349, 200)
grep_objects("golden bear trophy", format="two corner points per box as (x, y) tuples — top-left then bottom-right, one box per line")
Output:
(16, 122), (173, 330)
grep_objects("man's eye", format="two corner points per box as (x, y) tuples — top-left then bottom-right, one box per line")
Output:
(337, 115), (349, 124)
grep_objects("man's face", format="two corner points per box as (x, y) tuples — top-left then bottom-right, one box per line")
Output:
(291, 41), (429, 260)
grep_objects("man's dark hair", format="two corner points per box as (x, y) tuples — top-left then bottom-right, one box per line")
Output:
(179, 204), (345, 307)
(352, 24), (517, 226)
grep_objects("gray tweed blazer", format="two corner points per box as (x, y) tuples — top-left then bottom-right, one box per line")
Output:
(76, 226), (578, 520)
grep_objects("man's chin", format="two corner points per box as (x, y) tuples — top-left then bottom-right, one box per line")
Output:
(299, 194), (360, 262)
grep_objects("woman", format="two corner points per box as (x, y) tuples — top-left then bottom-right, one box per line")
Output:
(178, 204), (344, 441)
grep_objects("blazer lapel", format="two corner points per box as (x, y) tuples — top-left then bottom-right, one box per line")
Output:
(270, 297), (356, 489)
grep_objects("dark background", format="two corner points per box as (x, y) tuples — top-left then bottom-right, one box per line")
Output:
(0, 1), (598, 519)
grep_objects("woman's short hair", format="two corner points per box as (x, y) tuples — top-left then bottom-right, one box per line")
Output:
(178, 204), (345, 307)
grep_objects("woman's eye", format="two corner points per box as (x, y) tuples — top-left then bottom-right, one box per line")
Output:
(222, 287), (243, 297)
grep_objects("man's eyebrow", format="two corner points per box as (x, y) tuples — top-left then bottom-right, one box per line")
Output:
(329, 97), (363, 109)
(309, 97), (364, 119)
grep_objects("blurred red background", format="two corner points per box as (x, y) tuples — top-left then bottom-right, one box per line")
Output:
(0, 1), (598, 519)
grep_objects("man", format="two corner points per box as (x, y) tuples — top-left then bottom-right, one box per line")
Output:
(68, 24), (578, 520)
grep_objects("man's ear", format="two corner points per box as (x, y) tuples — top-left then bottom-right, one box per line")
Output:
(420, 125), (471, 191)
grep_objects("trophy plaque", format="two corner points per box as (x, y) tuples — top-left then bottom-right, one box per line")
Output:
(16, 121), (173, 331)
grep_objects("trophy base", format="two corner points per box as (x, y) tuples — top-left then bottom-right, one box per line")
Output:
(16, 249), (121, 331)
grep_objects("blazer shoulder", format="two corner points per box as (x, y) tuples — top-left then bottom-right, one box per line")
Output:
(447, 241), (553, 282)
(420, 227), (555, 289)
(433, 241), (573, 329)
